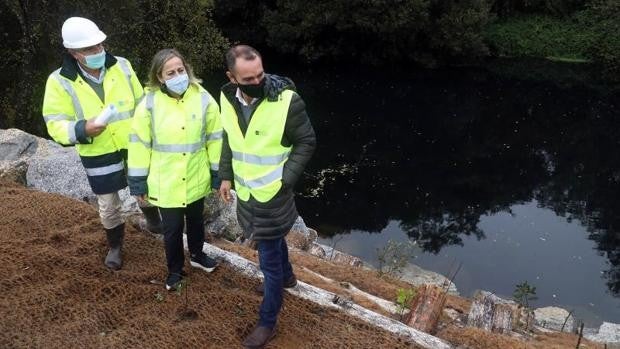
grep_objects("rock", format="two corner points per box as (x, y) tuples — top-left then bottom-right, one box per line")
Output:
(286, 217), (318, 250)
(533, 306), (575, 333)
(308, 243), (327, 258)
(0, 128), (61, 159)
(318, 243), (363, 267)
(0, 159), (28, 185)
(26, 147), (91, 201)
(0, 129), (62, 185)
(0, 128), (39, 161)
(25, 143), (137, 214)
(443, 308), (462, 322)
(467, 290), (525, 334)
(204, 190), (244, 241)
(584, 322), (620, 345)
(400, 264), (459, 295)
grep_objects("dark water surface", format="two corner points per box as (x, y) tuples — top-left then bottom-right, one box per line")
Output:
(211, 61), (620, 326)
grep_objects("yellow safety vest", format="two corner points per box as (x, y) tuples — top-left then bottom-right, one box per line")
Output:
(219, 89), (294, 203)
(42, 56), (142, 157)
(127, 84), (222, 208)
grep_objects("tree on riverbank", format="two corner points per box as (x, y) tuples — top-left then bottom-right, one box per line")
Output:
(213, 0), (619, 75)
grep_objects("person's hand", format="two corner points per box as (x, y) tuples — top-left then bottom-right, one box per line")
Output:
(134, 194), (147, 207)
(85, 119), (106, 137)
(219, 180), (232, 203)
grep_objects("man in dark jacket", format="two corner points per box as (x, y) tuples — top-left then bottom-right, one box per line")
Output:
(218, 45), (316, 348)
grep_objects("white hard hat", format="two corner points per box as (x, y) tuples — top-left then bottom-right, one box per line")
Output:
(61, 17), (107, 49)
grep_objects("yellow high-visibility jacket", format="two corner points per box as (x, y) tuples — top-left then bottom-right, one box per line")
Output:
(127, 83), (222, 208)
(41, 54), (143, 194)
(219, 89), (293, 203)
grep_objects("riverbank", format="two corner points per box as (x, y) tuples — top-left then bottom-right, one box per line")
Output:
(0, 177), (609, 348)
(2, 128), (618, 348)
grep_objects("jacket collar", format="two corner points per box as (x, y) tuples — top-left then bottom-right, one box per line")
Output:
(59, 52), (118, 81)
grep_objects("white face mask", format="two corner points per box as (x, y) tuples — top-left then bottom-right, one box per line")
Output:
(165, 73), (189, 95)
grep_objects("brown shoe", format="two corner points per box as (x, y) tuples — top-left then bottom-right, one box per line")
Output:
(255, 274), (298, 294)
(242, 325), (276, 349)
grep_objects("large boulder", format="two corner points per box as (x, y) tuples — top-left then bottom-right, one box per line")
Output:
(0, 128), (40, 160)
(204, 190), (244, 240)
(0, 128), (61, 160)
(0, 128), (61, 184)
(319, 243), (364, 267)
(25, 146), (138, 214)
(286, 217), (318, 250)
(533, 306), (575, 333)
(400, 263), (459, 295)
(466, 290), (533, 333)
(0, 159), (28, 185)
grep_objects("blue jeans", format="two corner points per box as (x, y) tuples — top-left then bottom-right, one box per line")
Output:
(257, 237), (294, 328)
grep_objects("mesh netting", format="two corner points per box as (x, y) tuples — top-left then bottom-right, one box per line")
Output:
(0, 180), (419, 348)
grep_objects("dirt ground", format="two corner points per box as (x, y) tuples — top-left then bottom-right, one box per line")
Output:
(0, 179), (605, 349)
(0, 179), (418, 349)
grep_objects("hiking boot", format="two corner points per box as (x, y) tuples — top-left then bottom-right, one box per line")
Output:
(190, 253), (218, 273)
(165, 272), (185, 291)
(242, 325), (276, 349)
(139, 206), (163, 234)
(104, 223), (124, 270)
(255, 274), (297, 294)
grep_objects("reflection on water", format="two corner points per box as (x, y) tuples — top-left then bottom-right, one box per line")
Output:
(284, 63), (620, 325)
(320, 201), (617, 326)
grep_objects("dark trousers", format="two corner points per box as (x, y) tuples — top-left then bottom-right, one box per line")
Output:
(159, 198), (205, 274)
(258, 237), (294, 328)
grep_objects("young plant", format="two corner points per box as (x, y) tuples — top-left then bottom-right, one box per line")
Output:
(513, 281), (537, 309)
(395, 288), (417, 321)
(513, 281), (538, 329)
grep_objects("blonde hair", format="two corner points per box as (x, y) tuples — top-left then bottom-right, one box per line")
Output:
(146, 48), (201, 89)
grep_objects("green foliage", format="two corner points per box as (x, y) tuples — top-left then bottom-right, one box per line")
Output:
(395, 288), (417, 320)
(376, 239), (417, 278)
(485, 1), (620, 79)
(429, 0), (494, 59)
(579, 0), (620, 77)
(492, 0), (586, 17)
(261, 0), (431, 64)
(513, 281), (538, 308)
(254, 0), (496, 65)
(484, 15), (593, 60)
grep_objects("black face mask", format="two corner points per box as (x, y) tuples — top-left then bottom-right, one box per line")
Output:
(237, 78), (266, 99)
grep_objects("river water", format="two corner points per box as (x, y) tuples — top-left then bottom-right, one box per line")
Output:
(225, 61), (620, 326)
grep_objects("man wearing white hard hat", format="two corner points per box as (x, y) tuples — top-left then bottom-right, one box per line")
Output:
(42, 17), (162, 270)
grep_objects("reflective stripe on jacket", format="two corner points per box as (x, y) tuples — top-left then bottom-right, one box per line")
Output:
(127, 84), (222, 208)
(219, 89), (294, 203)
(41, 54), (143, 194)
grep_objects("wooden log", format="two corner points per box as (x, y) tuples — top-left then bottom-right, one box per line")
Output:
(467, 290), (519, 334)
(405, 284), (447, 334)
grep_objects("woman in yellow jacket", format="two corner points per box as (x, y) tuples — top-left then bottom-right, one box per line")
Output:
(127, 49), (222, 290)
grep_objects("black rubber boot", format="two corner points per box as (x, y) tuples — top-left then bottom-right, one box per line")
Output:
(104, 223), (124, 270)
(139, 206), (163, 234)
